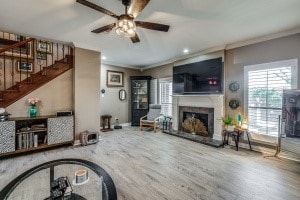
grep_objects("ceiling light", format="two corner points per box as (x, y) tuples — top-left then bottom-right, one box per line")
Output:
(115, 14), (136, 38)
(183, 49), (189, 54)
(102, 56), (106, 60)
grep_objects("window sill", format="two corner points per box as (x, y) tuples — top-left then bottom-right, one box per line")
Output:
(248, 132), (278, 145)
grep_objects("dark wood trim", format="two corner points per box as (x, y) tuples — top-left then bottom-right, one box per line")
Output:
(0, 38), (34, 54)
(0, 141), (73, 158)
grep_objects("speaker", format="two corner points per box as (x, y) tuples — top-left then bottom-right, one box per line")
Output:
(56, 111), (73, 116)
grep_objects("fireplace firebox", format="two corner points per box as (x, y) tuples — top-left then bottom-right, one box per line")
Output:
(179, 106), (214, 138)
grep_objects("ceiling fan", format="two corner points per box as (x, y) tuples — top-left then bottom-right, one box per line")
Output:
(76, 0), (170, 43)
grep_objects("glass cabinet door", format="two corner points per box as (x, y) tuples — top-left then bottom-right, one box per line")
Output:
(132, 80), (148, 109)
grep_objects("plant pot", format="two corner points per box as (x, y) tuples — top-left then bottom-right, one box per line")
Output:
(226, 125), (234, 132)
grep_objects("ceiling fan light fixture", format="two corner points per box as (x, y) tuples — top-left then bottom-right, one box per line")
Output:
(115, 14), (136, 37)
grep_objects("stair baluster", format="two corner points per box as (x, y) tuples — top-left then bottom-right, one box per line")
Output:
(51, 42), (54, 69)
(62, 45), (65, 62)
(11, 48), (14, 87)
(4, 54), (6, 90)
(19, 45), (21, 84)
(26, 41), (29, 82)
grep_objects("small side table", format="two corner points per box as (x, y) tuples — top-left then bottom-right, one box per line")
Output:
(223, 128), (252, 151)
(101, 115), (113, 132)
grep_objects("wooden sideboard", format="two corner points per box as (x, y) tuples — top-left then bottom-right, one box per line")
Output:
(0, 115), (74, 157)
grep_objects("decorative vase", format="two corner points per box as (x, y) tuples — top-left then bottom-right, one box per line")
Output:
(29, 105), (37, 118)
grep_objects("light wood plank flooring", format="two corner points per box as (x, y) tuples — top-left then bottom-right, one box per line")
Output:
(0, 127), (300, 200)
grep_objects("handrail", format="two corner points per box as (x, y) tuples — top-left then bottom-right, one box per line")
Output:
(0, 38), (34, 54)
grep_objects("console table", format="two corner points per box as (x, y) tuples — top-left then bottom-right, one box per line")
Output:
(0, 115), (74, 157)
(223, 128), (252, 151)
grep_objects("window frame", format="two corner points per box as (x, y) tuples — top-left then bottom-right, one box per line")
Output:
(244, 59), (298, 136)
(158, 77), (173, 116)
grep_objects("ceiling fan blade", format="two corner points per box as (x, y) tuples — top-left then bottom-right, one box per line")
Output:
(92, 23), (116, 33)
(130, 33), (140, 43)
(76, 0), (119, 19)
(128, 0), (150, 18)
(135, 21), (170, 32)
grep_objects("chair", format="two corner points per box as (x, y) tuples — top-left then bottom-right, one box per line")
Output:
(140, 104), (161, 132)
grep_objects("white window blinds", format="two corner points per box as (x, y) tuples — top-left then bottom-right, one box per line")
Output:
(159, 78), (172, 116)
(245, 59), (297, 136)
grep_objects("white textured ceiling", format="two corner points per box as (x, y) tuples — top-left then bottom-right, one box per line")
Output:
(0, 0), (300, 68)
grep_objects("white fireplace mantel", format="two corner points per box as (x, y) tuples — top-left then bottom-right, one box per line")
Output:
(172, 94), (224, 141)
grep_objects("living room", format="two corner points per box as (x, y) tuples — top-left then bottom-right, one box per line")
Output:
(0, 0), (300, 199)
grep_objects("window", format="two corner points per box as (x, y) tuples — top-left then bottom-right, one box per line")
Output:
(245, 59), (297, 136)
(159, 78), (172, 116)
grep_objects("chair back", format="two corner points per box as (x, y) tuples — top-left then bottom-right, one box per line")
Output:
(147, 104), (161, 121)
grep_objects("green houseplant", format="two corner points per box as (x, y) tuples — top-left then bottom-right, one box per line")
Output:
(221, 115), (235, 131)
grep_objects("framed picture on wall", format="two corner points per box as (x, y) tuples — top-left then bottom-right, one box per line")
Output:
(1, 41), (34, 59)
(36, 51), (47, 60)
(36, 41), (52, 54)
(16, 61), (34, 73)
(106, 70), (124, 87)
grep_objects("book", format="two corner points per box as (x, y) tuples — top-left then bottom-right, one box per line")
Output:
(17, 134), (22, 150)
(34, 134), (38, 147)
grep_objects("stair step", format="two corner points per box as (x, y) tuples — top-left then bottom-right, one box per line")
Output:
(44, 66), (59, 70)
(15, 81), (34, 85)
(0, 89), (20, 93)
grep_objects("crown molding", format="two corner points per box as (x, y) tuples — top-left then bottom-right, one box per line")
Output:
(142, 27), (300, 70)
(101, 61), (141, 70)
(225, 27), (300, 50)
(142, 45), (226, 70)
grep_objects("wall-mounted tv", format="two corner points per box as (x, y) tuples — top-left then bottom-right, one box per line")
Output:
(173, 57), (223, 94)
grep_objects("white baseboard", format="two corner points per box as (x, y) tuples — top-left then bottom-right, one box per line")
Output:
(120, 122), (131, 126)
(73, 140), (81, 146)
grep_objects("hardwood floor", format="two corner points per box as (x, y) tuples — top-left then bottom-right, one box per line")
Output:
(0, 127), (300, 200)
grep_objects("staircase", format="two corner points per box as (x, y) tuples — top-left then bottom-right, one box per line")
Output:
(0, 32), (73, 108)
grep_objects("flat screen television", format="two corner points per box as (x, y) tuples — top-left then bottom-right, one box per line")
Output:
(173, 57), (223, 94)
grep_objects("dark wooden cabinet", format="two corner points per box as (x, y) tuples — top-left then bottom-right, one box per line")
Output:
(130, 76), (151, 126)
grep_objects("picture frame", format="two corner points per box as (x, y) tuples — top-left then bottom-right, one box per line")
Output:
(229, 98), (240, 109)
(229, 82), (240, 92)
(1, 41), (34, 59)
(36, 51), (47, 60)
(36, 41), (52, 54)
(289, 97), (296, 103)
(106, 70), (124, 87)
(16, 61), (34, 73)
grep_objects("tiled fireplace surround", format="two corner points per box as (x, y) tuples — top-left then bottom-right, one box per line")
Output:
(172, 95), (224, 141)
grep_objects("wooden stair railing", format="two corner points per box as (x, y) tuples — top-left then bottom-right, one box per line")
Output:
(0, 35), (73, 108)
(0, 38), (34, 54)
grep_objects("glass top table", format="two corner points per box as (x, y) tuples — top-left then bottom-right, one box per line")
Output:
(0, 159), (117, 200)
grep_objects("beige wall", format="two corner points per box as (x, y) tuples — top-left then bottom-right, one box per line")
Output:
(225, 33), (300, 152)
(141, 34), (300, 154)
(74, 47), (100, 138)
(225, 33), (300, 119)
(141, 63), (173, 79)
(6, 70), (73, 117)
(100, 64), (140, 124)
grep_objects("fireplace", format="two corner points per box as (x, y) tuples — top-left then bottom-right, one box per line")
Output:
(179, 106), (214, 138)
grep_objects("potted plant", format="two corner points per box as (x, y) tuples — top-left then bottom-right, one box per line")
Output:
(160, 114), (172, 131)
(222, 115), (235, 131)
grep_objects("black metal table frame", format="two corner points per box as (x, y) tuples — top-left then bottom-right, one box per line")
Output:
(0, 158), (117, 200)
(223, 130), (252, 151)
